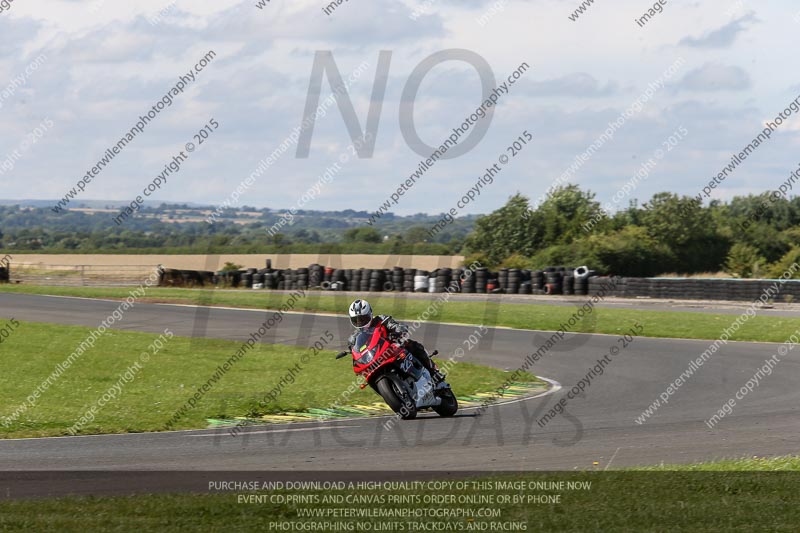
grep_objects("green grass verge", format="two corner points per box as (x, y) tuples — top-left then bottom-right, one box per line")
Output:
(0, 321), (532, 439)
(634, 455), (800, 471)
(2, 457), (800, 531)
(3, 284), (800, 343)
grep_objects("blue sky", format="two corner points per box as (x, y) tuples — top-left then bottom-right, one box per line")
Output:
(1, 0), (799, 216)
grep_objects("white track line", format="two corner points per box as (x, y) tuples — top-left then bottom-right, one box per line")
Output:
(605, 447), (622, 471)
(189, 425), (359, 437)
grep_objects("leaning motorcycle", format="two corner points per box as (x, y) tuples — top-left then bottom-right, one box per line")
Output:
(336, 322), (458, 420)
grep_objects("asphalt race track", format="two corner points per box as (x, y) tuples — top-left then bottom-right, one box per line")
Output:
(2, 293), (800, 496)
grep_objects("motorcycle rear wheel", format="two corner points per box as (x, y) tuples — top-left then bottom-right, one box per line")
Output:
(376, 375), (417, 420)
(433, 388), (458, 417)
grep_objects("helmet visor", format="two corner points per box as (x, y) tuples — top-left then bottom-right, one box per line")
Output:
(350, 313), (371, 328)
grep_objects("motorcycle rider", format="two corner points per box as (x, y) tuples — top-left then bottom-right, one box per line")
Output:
(347, 299), (446, 384)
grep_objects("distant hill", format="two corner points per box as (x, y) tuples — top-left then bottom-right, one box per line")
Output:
(0, 202), (476, 255)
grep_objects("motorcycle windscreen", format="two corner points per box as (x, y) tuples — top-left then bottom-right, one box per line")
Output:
(352, 327), (387, 366)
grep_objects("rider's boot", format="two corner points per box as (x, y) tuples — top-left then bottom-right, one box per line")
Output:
(428, 351), (446, 384)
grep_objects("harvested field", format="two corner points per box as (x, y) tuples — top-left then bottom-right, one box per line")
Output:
(8, 263), (160, 287)
(6, 254), (465, 271)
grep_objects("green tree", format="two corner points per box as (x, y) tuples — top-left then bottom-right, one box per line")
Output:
(766, 247), (800, 279)
(724, 243), (765, 278)
(639, 192), (727, 272)
(535, 184), (604, 246)
(343, 227), (382, 243)
(528, 226), (674, 277)
(639, 193), (708, 249)
(405, 226), (430, 243)
(464, 193), (539, 266)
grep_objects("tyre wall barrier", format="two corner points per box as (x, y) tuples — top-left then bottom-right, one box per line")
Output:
(207, 264), (800, 302)
(587, 276), (800, 302)
(16, 258), (794, 302)
(168, 268), (800, 302)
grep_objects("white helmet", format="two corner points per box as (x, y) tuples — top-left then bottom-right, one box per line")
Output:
(348, 299), (373, 329)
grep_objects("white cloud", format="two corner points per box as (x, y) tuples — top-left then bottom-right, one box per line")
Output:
(1, 0), (799, 213)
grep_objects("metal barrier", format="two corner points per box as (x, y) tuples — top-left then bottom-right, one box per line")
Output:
(7, 263), (161, 287)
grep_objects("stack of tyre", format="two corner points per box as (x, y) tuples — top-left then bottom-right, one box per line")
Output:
(530, 270), (544, 293)
(282, 269), (294, 290)
(573, 266), (592, 296)
(347, 269), (359, 292)
(402, 269), (415, 292)
(543, 268), (563, 295)
(413, 270), (429, 292)
(368, 269), (386, 292)
(252, 268), (266, 289)
(307, 264), (324, 288)
(461, 268), (476, 293)
(388, 267), (403, 292)
(563, 270), (575, 295)
(451, 268), (463, 292)
(331, 268), (347, 290)
(498, 268), (509, 292)
(433, 268), (452, 293)
(240, 268), (257, 289)
(518, 270), (533, 294)
(226, 262), (603, 297)
(295, 268), (308, 290)
(263, 269), (276, 289)
(357, 269), (370, 291)
(474, 267), (488, 293)
(507, 269), (522, 294)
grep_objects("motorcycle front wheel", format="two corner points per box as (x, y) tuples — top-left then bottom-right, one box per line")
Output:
(376, 375), (417, 420)
(433, 388), (458, 417)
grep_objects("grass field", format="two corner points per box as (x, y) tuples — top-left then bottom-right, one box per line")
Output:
(0, 321), (531, 439)
(2, 457), (799, 531)
(3, 284), (800, 343)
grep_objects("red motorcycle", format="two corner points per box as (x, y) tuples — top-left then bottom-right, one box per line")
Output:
(336, 322), (458, 420)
